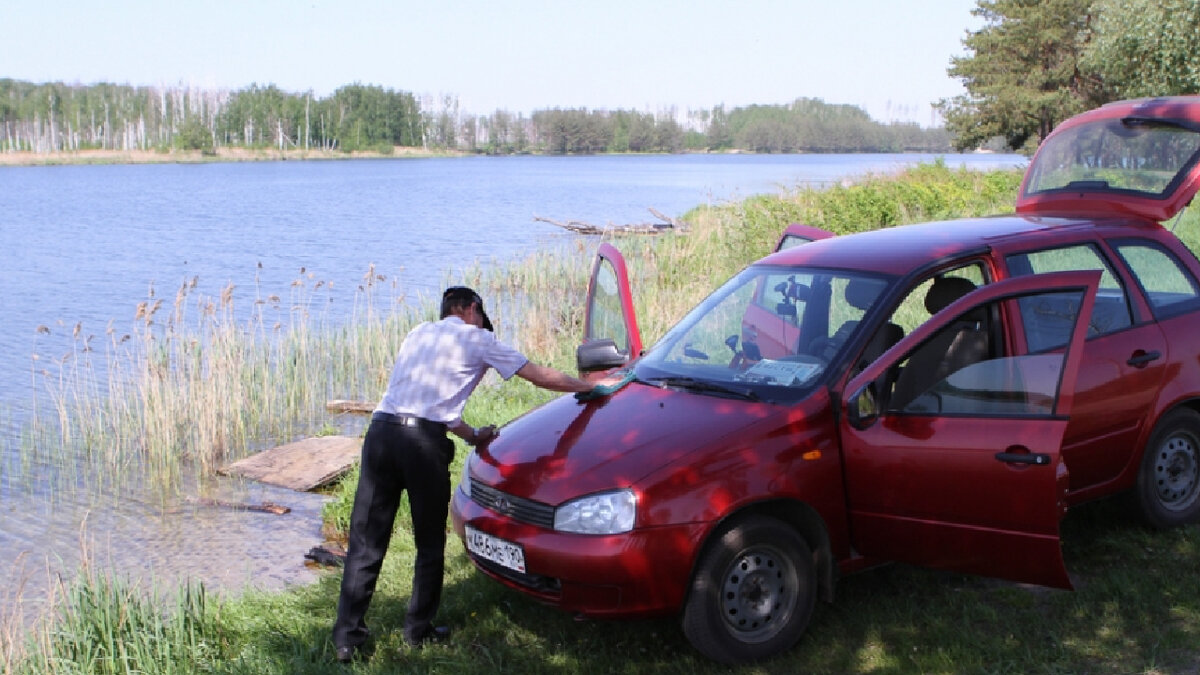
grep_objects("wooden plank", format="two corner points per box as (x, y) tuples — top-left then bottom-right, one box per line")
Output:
(326, 399), (376, 415)
(221, 435), (361, 491)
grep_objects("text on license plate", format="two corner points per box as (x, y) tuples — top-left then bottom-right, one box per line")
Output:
(464, 525), (526, 573)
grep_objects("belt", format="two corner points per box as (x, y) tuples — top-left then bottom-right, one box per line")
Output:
(372, 411), (447, 434)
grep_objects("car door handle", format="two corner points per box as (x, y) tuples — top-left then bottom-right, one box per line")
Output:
(995, 451), (1052, 465)
(1126, 350), (1162, 368)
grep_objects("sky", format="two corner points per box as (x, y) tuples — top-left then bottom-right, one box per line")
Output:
(0, 0), (983, 127)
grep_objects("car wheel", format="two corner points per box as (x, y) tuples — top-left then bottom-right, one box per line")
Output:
(1136, 408), (1200, 529)
(681, 515), (816, 664)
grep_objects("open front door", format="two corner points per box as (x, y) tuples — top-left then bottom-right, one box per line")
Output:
(578, 243), (642, 375)
(839, 271), (1100, 589)
(775, 222), (835, 251)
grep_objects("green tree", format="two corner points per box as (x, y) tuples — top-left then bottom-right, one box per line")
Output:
(174, 116), (214, 153)
(937, 0), (1107, 153)
(1083, 0), (1200, 99)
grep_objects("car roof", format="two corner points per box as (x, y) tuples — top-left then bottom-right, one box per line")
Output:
(759, 214), (1152, 276)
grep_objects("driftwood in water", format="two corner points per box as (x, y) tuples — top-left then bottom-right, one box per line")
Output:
(326, 399), (375, 415)
(191, 497), (291, 515)
(534, 207), (688, 235)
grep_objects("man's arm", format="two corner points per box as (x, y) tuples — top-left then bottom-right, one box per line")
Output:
(515, 362), (593, 393)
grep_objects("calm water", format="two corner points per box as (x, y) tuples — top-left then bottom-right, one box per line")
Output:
(0, 152), (1026, 630)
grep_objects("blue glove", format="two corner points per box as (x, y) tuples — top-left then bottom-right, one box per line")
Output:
(575, 371), (634, 401)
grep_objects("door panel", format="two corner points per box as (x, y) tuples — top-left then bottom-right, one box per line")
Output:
(841, 271), (1099, 589)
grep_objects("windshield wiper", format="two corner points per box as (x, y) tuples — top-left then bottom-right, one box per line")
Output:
(643, 376), (760, 401)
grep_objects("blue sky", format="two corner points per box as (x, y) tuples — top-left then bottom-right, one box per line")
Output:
(0, 0), (983, 126)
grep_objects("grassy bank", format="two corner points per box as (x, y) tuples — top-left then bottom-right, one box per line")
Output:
(9, 162), (1200, 673)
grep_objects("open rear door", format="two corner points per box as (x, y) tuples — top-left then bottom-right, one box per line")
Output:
(839, 271), (1099, 589)
(578, 243), (642, 375)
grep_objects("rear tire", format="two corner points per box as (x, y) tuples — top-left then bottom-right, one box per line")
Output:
(681, 516), (816, 664)
(1136, 408), (1200, 529)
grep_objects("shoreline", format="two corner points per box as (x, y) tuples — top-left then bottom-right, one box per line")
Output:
(0, 146), (459, 166)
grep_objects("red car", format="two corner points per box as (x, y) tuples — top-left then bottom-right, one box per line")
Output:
(451, 96), (1200, 663)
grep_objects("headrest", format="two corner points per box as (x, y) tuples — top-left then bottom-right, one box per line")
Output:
(925, 276), (977, 314)
(845, 279), (881, 311)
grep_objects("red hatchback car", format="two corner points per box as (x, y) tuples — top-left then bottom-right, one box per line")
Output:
(451, 96), (1200, 663)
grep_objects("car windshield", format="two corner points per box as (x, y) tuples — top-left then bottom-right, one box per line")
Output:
(634, 265), (892, 402)
(1023, 117), (1200, 198)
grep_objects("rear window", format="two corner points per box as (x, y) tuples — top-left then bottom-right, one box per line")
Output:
(1023, 118), (1200, 199)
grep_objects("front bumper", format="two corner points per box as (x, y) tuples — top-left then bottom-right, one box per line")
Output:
(450, 482), (707, 618)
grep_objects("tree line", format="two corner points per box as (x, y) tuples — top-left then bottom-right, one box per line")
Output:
(0, 78), (953, 157)
(939, 0), (1200, 152)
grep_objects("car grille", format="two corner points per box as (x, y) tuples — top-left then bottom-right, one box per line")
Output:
(469, 478), (556, 529)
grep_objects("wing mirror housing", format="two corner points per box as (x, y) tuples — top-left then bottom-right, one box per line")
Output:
(846, 382), (880, 430)
(577, 338), (627, 373)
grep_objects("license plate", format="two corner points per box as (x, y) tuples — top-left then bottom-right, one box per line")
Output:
(464, 525), (526, 573)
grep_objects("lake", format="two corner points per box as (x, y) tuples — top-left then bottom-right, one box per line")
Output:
(0, 151), (1027, 631)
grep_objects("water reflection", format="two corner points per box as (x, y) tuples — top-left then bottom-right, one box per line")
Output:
(0, 452), (329, 633)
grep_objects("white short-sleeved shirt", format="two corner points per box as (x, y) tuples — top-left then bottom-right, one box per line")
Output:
(375, 316), (528, 427)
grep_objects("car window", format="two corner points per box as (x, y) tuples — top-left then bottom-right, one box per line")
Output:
(588, 258), (631, 355)
(887, 263), (987, 336)
(885, 289), (1086, 416)
(637, 265), (891, 401)
(842, 262), (988, 380)
(1006, 244), (1132, 350)
(1114, 240), (1200, 318)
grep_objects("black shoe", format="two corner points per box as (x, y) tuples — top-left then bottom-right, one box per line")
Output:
(405, 625), (451, 648)
(335, 645), (356, 663)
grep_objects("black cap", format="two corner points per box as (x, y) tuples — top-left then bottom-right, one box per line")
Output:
(441, 286), (493, 332)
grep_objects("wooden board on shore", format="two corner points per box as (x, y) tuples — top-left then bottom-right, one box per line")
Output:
(220, 435), (361, 491)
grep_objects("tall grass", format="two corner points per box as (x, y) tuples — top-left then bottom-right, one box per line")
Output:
(15, 162), (1200, 673)
(24, 266), (423, 490)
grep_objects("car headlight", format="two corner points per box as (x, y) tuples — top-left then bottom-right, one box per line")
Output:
(553, 489), (637, 534)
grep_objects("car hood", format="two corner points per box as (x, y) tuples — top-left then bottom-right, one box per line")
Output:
(469, 381), (772, 505)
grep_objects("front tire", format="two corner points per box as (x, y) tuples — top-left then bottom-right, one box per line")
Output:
(1136, 408), (1200, 529)
(681, 516), (816, 664)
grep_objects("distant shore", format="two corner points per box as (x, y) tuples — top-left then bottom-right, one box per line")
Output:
(0, 146), (459, 166)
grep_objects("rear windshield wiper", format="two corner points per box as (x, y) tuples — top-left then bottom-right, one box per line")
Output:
(642, 376), (761, 401)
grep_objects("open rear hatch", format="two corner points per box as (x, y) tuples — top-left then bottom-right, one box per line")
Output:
(1017, 96), (1200, 222)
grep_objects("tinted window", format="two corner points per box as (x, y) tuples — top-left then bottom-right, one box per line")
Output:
(886, 289), (1086, 417)
(1006, 244), (1132, 350)
(1023, 118), (1200, 198)
(1115, 241), (1200, 318)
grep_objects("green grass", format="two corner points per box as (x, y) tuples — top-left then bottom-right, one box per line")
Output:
(8, 162), (1200, 673)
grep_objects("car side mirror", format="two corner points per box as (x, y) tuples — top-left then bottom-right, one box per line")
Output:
(776, 302), (797, 317)
(846, 383), (880, 430)
(577, 338), (627, 372)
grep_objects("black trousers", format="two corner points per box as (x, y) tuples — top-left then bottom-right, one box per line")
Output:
(332, 416), (454, 647)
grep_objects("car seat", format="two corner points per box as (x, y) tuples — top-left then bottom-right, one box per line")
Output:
(888, 276), (989, 411)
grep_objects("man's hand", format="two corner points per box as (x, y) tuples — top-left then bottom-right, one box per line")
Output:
(474, 425), (498, 445)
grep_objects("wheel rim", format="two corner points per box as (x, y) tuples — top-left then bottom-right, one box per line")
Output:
(1154, 430), (1200, 512)
(718, 544), (799, 643)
